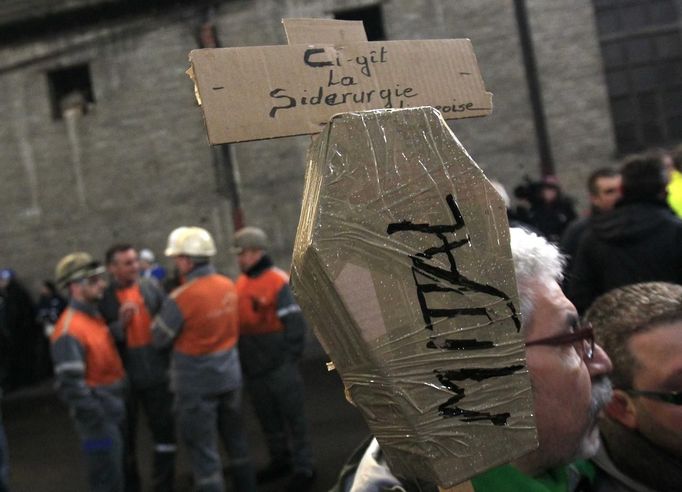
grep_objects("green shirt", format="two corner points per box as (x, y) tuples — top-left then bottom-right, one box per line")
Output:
(471, 461), (596, 492)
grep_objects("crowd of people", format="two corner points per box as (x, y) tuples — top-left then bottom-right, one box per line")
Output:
(0, 226), (314, 492)
(1, 146), (681, 492)
(506, 146), (682, 316)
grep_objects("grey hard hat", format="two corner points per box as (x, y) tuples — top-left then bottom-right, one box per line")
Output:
(232, 227), (268, 253)
(55, 252), (105, 288)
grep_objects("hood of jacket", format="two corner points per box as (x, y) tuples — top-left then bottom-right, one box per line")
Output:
(590, 201), (674, 244)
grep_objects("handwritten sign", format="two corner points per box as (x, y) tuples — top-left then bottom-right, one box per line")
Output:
(291, 107), (536, 487)
(188, 40), (492, 144)
(387, 193), (524, 427)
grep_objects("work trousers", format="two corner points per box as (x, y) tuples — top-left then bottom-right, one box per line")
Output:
(124, 383), (176, 492)
(176, 389), (256, 492)
(76, 420), (124, 492)
(247, 361), (314, 473)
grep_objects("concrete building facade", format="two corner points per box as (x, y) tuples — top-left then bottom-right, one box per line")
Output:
(0, 0), (678, 288)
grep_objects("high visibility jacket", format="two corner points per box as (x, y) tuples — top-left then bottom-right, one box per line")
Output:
(116, 285), (153, 347)
(100, 278), (167, 388)
(172, 273), (238, 356)
(236, 255), (307, 378)
(668, 170), (682, 218)
(236, 267), (288, 336)
(52, 306), (125, 387)
(152, 264), (242, 395)
(50, 301), (126, 437)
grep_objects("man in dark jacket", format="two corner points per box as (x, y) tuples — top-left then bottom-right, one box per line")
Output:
(100, 244), (175, 491)
(233, 227), (315, 492)
(568, 153), (682, 313)
(526, 176), (577, 244)
(560, 167), (621, 281)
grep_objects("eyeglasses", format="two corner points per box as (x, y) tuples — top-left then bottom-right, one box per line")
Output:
(623, 389), (682, 406)
(525, 323), (595, 362)
(79, 274), (106, 286)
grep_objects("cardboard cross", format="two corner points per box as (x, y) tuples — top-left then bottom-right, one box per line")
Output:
(188, 18), (492, 144)
(188, 19), (536, 489)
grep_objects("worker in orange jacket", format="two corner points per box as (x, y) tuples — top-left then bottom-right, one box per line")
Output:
(233, 227), (315, 492)
(151, 227), (256, 492)
(51, 252), (127, 492)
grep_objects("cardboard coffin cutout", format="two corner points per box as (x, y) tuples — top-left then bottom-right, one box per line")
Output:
(291, 107), (537, 487)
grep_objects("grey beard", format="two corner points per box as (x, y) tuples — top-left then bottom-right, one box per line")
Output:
(590, 376), (614, 422)
(577, 376), (614, 459)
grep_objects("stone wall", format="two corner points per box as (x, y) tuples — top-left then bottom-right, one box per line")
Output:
(0, 0), (615, 291)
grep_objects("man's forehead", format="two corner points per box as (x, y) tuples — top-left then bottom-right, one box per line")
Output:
(114, 249), (137, 261)
(629, 322), (682, 377)
(595, 175), (621, 190)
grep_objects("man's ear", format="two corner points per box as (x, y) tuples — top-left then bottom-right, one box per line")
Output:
(605, 390), (638, 429)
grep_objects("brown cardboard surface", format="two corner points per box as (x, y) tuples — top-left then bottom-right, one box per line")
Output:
(189, 39), (492, 144)
(291, 107), (537, 487)
(283, 18), (367, 44)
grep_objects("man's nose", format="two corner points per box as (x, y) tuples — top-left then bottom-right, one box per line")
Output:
(588, 342), (612, 377)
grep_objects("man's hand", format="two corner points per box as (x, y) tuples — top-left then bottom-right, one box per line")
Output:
(119, 302), (138, 327)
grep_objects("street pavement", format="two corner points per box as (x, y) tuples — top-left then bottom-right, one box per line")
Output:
(2, 348), (370, 492)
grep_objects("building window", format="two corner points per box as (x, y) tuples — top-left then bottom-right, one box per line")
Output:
(334, 4), (386, 41)
(47, 64), (95, 120)
(593, 0), (682, 154)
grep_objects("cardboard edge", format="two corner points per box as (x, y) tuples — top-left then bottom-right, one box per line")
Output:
(283, 17), (368, 45)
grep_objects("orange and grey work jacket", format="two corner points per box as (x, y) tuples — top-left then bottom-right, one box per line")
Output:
(151, 264), (242, 395)
(236, 255), (307, 378)
(99, 278), (167, 389)
(50, 301), (126, 435)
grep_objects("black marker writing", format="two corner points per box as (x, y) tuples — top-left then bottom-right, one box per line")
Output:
(435, 366), (524, 425)
(387, 194), (520, 332)
(269, 85), (417, 118)
(303, 48), (333, 68)
(387, 193), (522, 426)
(268, 46), (405, 118)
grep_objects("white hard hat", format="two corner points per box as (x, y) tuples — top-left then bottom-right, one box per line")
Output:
(165, 227), (217, 257)
(139, 248), (155, 263)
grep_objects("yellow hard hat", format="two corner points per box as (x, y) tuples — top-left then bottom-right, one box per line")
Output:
(55, 252), (105, 288)
(165, 226), (216, 257)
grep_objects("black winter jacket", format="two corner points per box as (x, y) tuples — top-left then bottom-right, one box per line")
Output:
(568, 200), (682, 313)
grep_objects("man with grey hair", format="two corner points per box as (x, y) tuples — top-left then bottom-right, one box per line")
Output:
(585, 282), (682, 491)
(332, 228), (613, 491)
